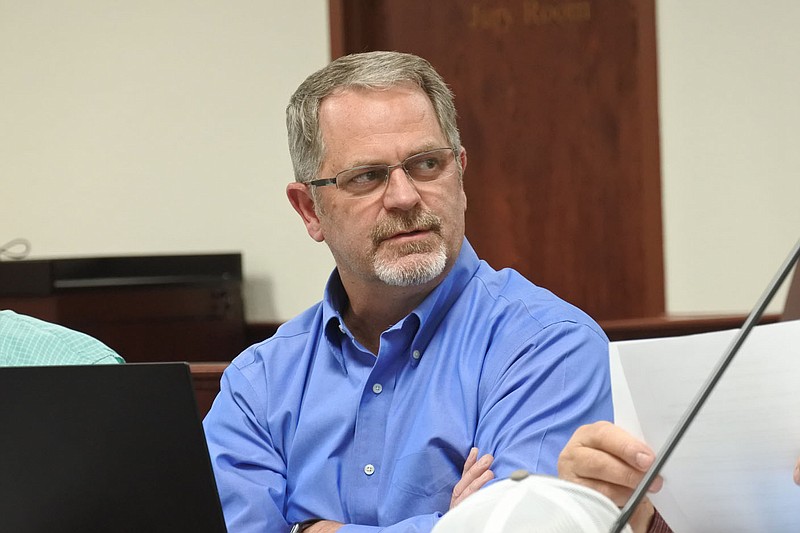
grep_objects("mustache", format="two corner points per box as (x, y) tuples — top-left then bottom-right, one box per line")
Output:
(370, 209), (443, 245)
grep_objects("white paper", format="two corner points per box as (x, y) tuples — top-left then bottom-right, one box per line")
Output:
(610, 320), (800, 533)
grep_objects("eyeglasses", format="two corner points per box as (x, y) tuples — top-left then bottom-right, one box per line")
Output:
(308, 147), (459, 198)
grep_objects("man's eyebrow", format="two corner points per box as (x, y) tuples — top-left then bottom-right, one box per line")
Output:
(342, 158), (385, 169)
(339, 144), (448, 170)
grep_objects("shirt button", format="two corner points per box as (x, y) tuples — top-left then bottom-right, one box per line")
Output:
(338, 323), (345, 333)
(372, 383), (383, 394)
(364, 464), (375, 476)
(412, 349), (421, 360)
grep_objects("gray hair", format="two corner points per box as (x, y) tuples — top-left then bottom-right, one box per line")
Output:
(286, 51), (461, 184)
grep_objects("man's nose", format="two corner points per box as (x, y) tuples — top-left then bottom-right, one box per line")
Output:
(382, 165), (421, 210)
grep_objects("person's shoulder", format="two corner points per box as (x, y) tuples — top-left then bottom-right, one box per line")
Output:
(468, 263), (606, 341)
(0, 310), (124, 365)
(230, 302), (323, 371)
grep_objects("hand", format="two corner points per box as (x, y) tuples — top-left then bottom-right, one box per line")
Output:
(450, 447), (494, 509)
(558, 421), (662, 533)
(306, 520), (343, 533)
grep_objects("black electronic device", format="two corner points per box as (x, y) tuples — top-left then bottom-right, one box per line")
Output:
(0, 363), (227, 533)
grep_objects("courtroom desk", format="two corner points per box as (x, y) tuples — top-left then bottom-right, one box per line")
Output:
(190, 323), (278, 420)
(599, 313), (779, 341)
(191, 362), (229, 419)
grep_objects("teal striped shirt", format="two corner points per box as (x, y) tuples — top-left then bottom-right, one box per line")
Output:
(0, 310), (124, 366)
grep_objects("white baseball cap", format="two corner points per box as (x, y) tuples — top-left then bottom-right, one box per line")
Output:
(432, 470), (633, 533)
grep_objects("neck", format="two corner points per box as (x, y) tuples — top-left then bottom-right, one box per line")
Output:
(341, 278), (438, 355)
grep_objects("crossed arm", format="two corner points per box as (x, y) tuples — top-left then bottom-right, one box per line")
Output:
(205, 322), (611, 532)
(312, 421), (669, 533)
(307, 448), (496, 533)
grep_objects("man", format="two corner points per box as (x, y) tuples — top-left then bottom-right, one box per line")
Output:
(203, 51), (612, 532)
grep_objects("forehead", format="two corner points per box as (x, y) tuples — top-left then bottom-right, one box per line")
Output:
(318, 84), (445, 160)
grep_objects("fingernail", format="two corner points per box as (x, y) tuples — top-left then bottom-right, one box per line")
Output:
(479, 454), (492, 467)
(793, 466), (800, 485)
(635, 452), (653, 469)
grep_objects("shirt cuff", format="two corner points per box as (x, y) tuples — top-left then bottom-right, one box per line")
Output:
(647, 508), (673, 533)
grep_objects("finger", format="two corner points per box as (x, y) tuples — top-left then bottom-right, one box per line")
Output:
(454, 453), (493, 494)
(572, 468), (661, 508)
(454, 449), (482, 495)
(462, 447), (478, 475)
(794, 458), (800, 485)
(452, 453), (493, 500)
(452, 469), (494, 508)
(465, 468), (494, 495)
(570, 476), (636, 507)
(560, 444), (663, 495)
(563, 421), (657, 473)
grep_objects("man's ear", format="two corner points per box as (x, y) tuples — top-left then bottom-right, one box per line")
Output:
(458, 145), (468, 175)
(459, 146), (468, 211)
(286, 182), (325, 242)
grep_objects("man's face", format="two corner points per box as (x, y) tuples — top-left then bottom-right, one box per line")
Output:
(310, 83), (467, 289)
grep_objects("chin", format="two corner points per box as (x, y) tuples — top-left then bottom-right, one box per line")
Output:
(374, 250), (447, 287)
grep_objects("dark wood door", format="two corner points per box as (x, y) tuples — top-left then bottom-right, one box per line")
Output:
(330, 0), (664, 320)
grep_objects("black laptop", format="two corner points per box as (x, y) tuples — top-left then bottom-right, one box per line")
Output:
(0, 363), (227, 533)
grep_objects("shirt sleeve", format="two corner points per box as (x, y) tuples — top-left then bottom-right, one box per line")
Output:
(337, 514), (439, 532)
(203, 363), (291, 532)
(647, 509), (674, 533)
(474, 321), (613, 478)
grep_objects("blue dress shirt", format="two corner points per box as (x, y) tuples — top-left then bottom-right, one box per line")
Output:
(203, 239), (612, 532)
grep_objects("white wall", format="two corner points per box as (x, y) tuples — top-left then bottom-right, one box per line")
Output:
(2, 1), (797, 322)
(657, 1), (800, 314)
(1, 1), (335, 321)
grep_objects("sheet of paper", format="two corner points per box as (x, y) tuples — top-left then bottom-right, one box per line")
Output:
(610, 320), (800, 533)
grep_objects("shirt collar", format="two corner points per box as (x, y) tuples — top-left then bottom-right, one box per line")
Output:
(406, 238), (480, 361)
(320, 237), (481, 365)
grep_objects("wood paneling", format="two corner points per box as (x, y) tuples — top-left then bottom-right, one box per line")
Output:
(783, 265), (800, 321)
(600, 314), (780, 342)
(191, 362), (229, 419)
(0, 254), (246, 363)
(329, 0), (664, 320)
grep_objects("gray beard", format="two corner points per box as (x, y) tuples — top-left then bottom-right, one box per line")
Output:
(373, 241), (447, 286)
(369, 208), (447, 286)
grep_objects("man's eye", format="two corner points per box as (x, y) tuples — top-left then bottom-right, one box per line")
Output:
(349, 169), (384, 184)
(410, 157), (441, 173)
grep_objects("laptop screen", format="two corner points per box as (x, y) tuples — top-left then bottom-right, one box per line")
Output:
(0, 363), (227, 533)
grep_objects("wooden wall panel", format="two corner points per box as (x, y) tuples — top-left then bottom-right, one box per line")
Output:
(330, 0), (664, 320)
(783, 266), (800, 321)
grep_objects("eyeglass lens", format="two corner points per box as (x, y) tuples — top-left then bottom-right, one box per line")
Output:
(336, 148), (456, 197)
